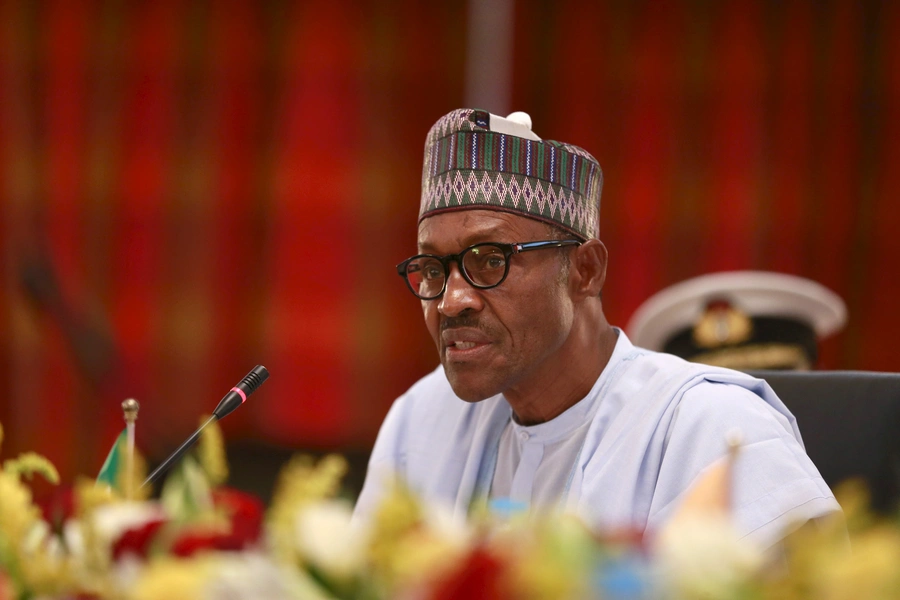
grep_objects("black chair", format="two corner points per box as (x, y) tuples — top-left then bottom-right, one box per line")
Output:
(750, 370), (900, 514)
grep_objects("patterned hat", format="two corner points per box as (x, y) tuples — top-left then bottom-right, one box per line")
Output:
(419, 108), (603, 240)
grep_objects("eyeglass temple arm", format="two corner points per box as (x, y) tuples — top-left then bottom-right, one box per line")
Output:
(514, 240), (582, 253)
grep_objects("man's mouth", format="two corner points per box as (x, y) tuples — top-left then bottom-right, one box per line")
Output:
(444, 339), (489, 362)
(441, 327), (492, 359)
(451, 341), (478, 350)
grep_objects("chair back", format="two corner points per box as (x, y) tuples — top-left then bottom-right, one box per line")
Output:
(750, 370), (900, 514)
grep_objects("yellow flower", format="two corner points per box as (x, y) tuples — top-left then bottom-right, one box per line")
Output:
(198, 415), (228, 486)
(505, 516), (596, 600)
(71, 476), (119, 577)
(0, 471), (40, 546)
(116, 446), (150, 502)
(3, 452), (60, 485)
(268, 454), (348, 562)
(18, 549), (81, 599)
(0, 465), (83, 598)
(818, 526), (900, 600)
(76, 476), (118, 516)
(365, 482), (425, 585)
(131, 556), (214, 600)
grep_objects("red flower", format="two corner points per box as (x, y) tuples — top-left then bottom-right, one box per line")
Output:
(429, 545), (513, 600)
(211, 487), (264, 545)
(0, 569), (15, 600)
(169, 530), (246, 557)
(112, 518), (168, 561)
(168, 488), (264, 557)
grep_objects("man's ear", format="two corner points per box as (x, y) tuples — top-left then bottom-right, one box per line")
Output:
(571, 239), (607, 299)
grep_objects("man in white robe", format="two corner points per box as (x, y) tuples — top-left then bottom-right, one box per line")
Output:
(354, 108), (839, 549)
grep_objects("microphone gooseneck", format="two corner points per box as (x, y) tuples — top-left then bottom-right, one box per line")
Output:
(142, 365), (270, 488)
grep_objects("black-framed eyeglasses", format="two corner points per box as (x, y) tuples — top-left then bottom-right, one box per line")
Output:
(396, 239), (582, 300)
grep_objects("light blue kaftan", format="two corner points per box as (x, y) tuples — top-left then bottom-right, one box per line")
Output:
(354, 331), (839, 548)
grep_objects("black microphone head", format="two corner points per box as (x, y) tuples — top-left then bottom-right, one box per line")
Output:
(236, 364), (269, 395)
(212, 365), (269, 420)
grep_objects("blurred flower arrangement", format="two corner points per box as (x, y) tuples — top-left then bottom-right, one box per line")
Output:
(1, 416), (899, 600)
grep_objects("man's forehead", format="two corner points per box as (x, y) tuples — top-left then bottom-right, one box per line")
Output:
(417, 210), (547, 249)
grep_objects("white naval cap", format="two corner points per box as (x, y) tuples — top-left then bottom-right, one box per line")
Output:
(626, 271), (847, 368)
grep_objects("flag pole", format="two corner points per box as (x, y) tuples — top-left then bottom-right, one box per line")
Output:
(121, 398), (140, 500)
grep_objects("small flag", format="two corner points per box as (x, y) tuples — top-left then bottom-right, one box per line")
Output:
(97, 428), (127, 490)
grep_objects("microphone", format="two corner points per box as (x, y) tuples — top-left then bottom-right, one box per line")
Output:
(142, 365), (270, 488)
(212, 365), (269, 420)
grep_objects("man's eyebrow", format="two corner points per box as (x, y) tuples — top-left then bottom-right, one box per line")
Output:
(416, 240), (439, 253)
(418, 229), (509, 252)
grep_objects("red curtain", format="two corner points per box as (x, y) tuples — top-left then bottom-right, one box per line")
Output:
(1, 0), (898, 483)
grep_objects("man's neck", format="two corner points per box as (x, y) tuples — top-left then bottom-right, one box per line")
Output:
(506, 325), (619, 426)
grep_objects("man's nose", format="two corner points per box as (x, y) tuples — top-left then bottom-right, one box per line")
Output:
(437, 263), (483, 317)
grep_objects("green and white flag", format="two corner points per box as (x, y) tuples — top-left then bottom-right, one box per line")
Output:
(97, 428), (127, 489)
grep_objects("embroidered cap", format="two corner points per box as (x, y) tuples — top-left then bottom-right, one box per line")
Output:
(419, 108), (603, 241)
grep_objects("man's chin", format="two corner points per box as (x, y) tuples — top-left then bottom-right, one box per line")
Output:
(444, 369), (501, 402)
(452, 389), (491, 403)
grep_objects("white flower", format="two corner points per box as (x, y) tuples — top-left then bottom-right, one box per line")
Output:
(654, 514), (764, 599)
(295, 500), (367, 579)
(419, 500), (472, 550)
(64, 500), (167, 555)
(202, 553), (301, 600)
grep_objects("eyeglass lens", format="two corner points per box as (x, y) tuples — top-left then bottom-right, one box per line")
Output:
(404, 244), (508, 298)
